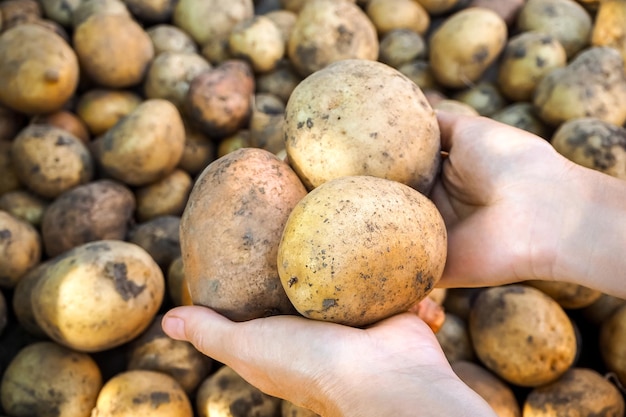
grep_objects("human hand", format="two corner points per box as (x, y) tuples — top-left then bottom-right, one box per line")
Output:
(161, 306), (496, 417)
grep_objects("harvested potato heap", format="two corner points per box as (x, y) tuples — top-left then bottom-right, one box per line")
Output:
(2, 0), (626, 416)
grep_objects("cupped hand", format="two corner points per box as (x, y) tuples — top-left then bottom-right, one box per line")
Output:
(431, 111), (575, 288)
(162, 306), (496, 417)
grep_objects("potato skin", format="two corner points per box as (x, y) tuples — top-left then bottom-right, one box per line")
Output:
(469, 285), (577, 387)
(180, 147), (307, 321)
(600, 304), (626, 386)
(284, 59), (441, 194)
(0, 210), (41, 288)
(31, 240), (165, 352)
(76, 89), (143, 136)
(277, 175), (447, 327)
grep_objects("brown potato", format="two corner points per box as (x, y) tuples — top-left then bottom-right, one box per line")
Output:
(378, 28), (427, 69)
(491, 102), (552, 139)
(550, 117), (626, 180)
(73, 13), (154, 88)
(469, 0), (525, 25)
(284, 59), (441, 194)
(41, 179), (135, 257)
(229, 15), (285, 73)
(600, 303), (626, 386)
(0, 141), (23, 196)
(31, 240), (165, 352)
(525, 280), (602, 309)
(146, 24), (198, 55)
(11, 124), (94, 199)
(435, 313), (475, 363)
(469, 285), (577, 387)
(0, 0), (41, 30)
(287, 0), (378, 77)
(127, 314), (212, 394)
(517, 0), (592, 58)
(91, 370), (193, 417)
(453, 81), (506, 117)
(0, 341), (102, 417)
(0, 190), (48, 227)
(442, 287), (483, 321)
(196, 365), (281, 417)
(366, 0), (429, 36)
(0, 105), (27, 142)
(166, 256), (187, 306)
(255, 60), (302, 104)
(277, 175), (447, 327)
(75, 88), (143, 136)
(185, 59), (255, 139)
(11, 260), (49, 337)
(122, 0), (175, 23)
(144, 51), (212, 110)
(135, 169), (192, 222)
(91, 98), (186, 186)
(177, 124), (216, 176)
(415, 0), (469, 15)
(31, 110), (90, 143)
(429, 7), (507, 88)
(0, 23), (79, 114)
(180, 148), (306, 321)
(451, 361), (521, 417)
(397, 59), (441, 91)
(0, 211), (41, 289)
(497, 31), (567, 102)
(592, 0), (626, 66)
(249, 93), (286, 154)
(523, 368), (625, 416)
(127, 215), (181, 271)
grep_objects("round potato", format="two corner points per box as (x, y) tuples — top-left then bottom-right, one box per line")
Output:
(600, 303), (626, 385)
(75, 88), (143, 136)
(284, 59), (441, 194)
(146, 24), (198, 55)
(134, 169), (193, 222)
(11, 124), (94, 199)
(277, 175), (447, 327)
(0, 23), (79, 114)
(491, 102), (552, 139)
(378, 29), (427, 69)
(71, 0), (130, 27)
(31, 240), (165, 352)
(592, 0), (626, 66)
(91, 370), (193, 417)
(287, 0), (378, 77)
(11, 260), (49, 337)
(397, 59), (440, 91)
(429, 7), (507, 88)
(0, 105), (27, 142)
(550, 117), (626, 180)
(453, 81), (506, 117)
(255, 60), (302, 104)
(249, 93), (286, 154)
(0, 341), (102, 417)
(39, 0), (81, 26)
(523, 368), (625, 416)
(31, 110), (90, 144)
(366, 0), (429, 36)
(524, 280), (602, 309)
(180, 147), (307, 321)
(127, 215), (182, 271)
(122, 0), (175, 23)
(0, 190), (48, 227)
(40, 179), (136, 257)
(177, 124), (216, 176)
(582, 293), (626, 326)
(0, 210), (41, 288)
(229, 15), (285, 73)
(469, 285), (577, 387)
(435, 313), (475, 363)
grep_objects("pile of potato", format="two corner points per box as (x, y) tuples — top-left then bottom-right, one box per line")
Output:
(0, 0), (625, 416)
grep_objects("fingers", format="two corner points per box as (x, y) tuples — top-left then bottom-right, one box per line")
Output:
(435, 110), (469, 152)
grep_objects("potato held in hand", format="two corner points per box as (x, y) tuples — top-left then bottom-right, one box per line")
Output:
(180, 147), (307, 321)
(277, 175), (447, 327)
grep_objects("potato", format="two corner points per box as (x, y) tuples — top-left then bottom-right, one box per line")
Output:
(73, 13), (154, 88)
(429, 7), (507, 89)
(0, 105), (26, 142)
(39, 0), (81, 26)
(397, 59), (440, 91)
(41, 179), (136, 257)
(264, 9), (296, 48)
(550, 117), (626, 180)
(196, 365), (281, 417)
(278, 0), (356, 13)
(31, 110), (91, 143)
(582, 293), (626, 326)
(177, 125), (216, 176)
(255, 60), (302, 104)
(451, 361), (521, 417)
(0, 211), (41, 288)
(517, 0), (592, 58)
(71, 0), (130, 27)
(491, 102), (552, 139)
(249, 93), (286, 154)
(146, 24), (198, 55)
(144, 51), (212, 110)
(600, 303), (626, 386)
(127, 314), (212, 394)
(185, 59), (255, 139)
(434, 99), (480, 116)
(75, 88), (143, 136)
(91, 98), (186, 186)
(229, 15), (285, 73)
(592, 1), (626, 66)
(216, 129), (251, 158)
(11, 260), (49, 337)
(91, 370), (193, 417)
(173, 0), (253, 47)
(166, 256), (187, 306)
(442, 287), (482, 321)
(435, 313), (475, 363)
(11, 124), (94, 199)
(497, 32), (567, 102)
(0, 142), (23, 197)
(523, 368), (625, 416)
(469, 285), (577, 387)
(127, 215), (182, 271)
(366, 0), (429, 36)
(378, 28), (427, 69)
(415, 0), (469, 15)
(287, 0), (378, 77)
(122, 0), (175, 23)
(0, 291), (6, 336)
(0, 0), (41, 29)
(135, 169), (192, 222)
(277, 175), (447, 327)
(31, 239), (165, 352)
(0, 341), (102, 417)
(281, 401), (320, 417)
(524, 280), (602, 309)
(0, 23), (79, 114)
(180, 148), (306, 321)
(284, 59), (441, 193)
(469, 0), (525, 25)
(453, 81), (506, 117)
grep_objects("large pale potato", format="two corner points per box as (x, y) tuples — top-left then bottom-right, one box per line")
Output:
(284, 59), (440, 194)
(277, 175), (447, 327)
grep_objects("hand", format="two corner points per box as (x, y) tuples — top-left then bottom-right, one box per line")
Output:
(162, 307), (497, 417)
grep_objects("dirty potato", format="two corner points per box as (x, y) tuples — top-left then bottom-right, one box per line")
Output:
(525, 280), (602, 309)
(600, 303), (626, 386)
(592, 0), (626, 66)
(135, 169), (193, 222)
(366, 0), (429, 36)
(0, 210), (41, 288)
(378, 29), (427, 69)
(453, 81), (506, 116)
(127, 215), (182, 271)
(435, 313), (475, 363)
(229, 15), (285, 73)
(75, 88), (143, 136)
(31, 110), (90, 143)
(146, 24), (198, 55)
(0, 190), (47, 227)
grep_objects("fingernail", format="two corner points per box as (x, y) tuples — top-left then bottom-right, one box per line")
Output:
(162, 315), (185, 339)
